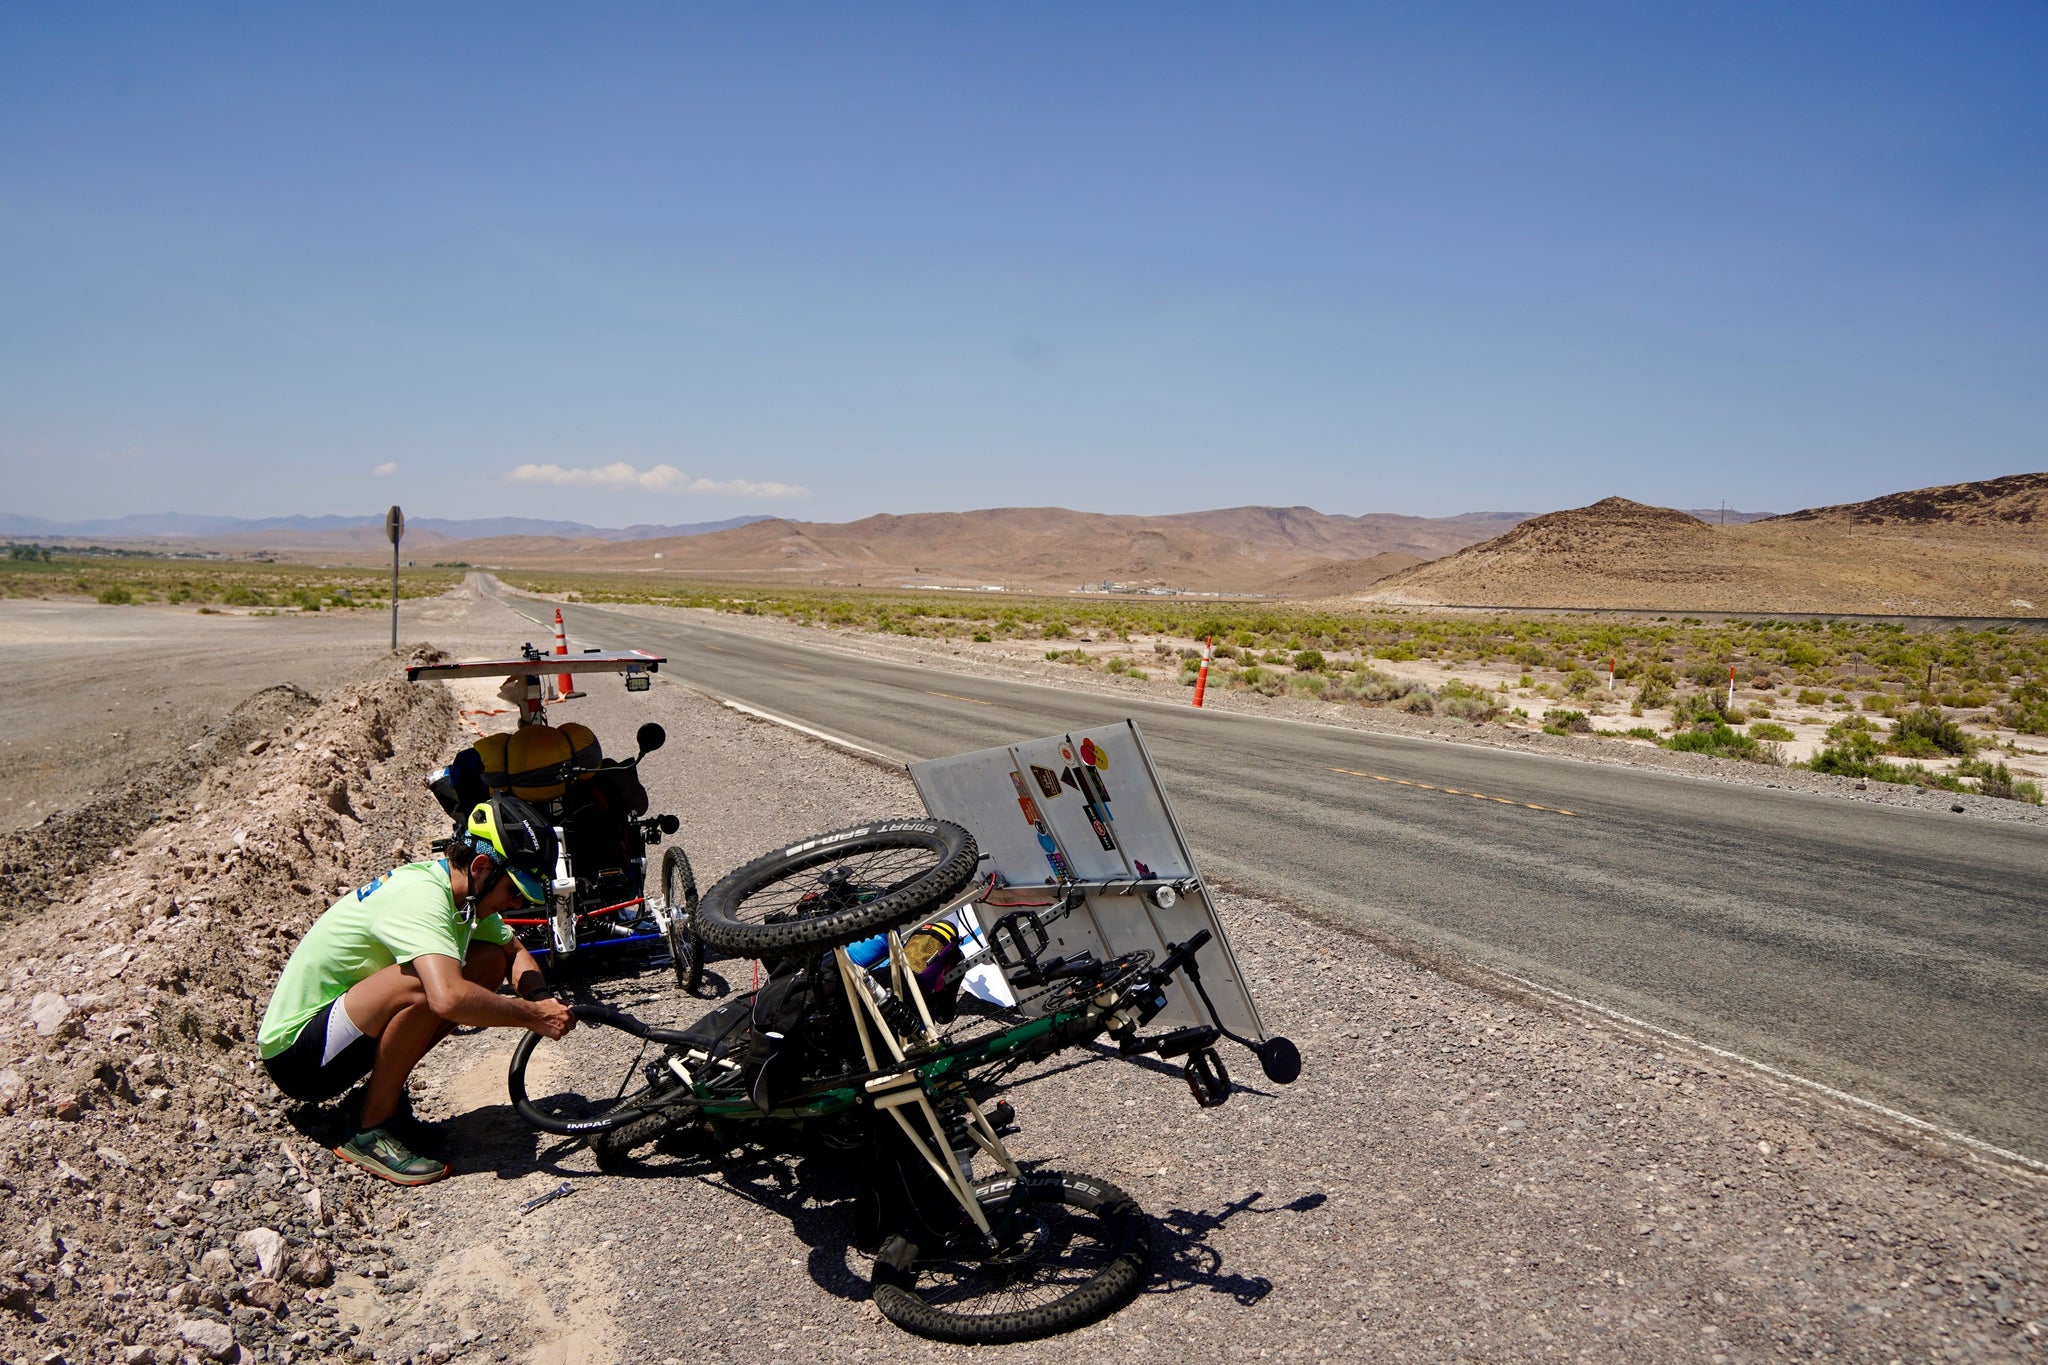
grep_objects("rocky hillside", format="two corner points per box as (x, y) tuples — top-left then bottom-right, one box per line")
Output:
(1366, 476), (2048, 616)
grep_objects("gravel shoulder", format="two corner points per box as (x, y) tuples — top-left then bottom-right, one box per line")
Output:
(3, 591), (2044, 1365)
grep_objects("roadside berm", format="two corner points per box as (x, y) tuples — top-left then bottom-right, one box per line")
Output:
(0, 660), (472, 1364)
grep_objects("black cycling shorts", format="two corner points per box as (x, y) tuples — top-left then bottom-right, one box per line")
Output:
(263, 996), (377, 1103)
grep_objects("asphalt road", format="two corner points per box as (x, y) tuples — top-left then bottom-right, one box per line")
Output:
(476, 580), (2048, 1163)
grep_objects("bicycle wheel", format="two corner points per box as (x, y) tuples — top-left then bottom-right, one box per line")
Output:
(870, 1171), (1150, 1343)
(660, 845), (705, 994)
(697, 819), (977, 957)
(507, 1006), (688, 1137)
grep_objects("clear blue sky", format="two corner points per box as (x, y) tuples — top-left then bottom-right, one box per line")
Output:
(3, 3), (2044, 526)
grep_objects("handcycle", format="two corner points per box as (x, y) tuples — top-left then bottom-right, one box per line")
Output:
(407, 643), (697, 968)
(504, 816), (1301, 1343)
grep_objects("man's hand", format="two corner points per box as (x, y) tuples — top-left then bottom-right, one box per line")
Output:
(526, 996), (576, 1040)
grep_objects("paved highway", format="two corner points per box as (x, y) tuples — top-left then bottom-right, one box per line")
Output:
(479, 581), (2048, 1162)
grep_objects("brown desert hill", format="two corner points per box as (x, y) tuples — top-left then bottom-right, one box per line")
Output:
(1764, 471), (2046, 530)
(1364, 475), (2048, 617)
(1264, 551), (1427, 597)
(449, 505), (1529, 593)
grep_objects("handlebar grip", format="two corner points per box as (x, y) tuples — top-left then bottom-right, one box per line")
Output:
(568, 1002), (650, 1038)
(1158, 928), (1213, 978)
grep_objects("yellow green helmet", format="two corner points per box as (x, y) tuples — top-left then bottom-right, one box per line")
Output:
(463, 795), (558, 905)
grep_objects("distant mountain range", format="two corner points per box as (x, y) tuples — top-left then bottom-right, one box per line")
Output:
(0, 512), (772, 541)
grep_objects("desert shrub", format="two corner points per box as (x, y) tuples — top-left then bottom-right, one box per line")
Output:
(1564, 669), (1600, 697)
(1042, 622), (1070, 640)
(1635, 679), (1672, 710)
(1663, 723), (1772, 763)
(1289, 673), (1327, 697)
(973, 632), (991, 642)
(1686, 662), (1728, 688)
(96, 584), (133, 604)
(1292, 649), (1326, 673)
(1887, 707), (1972, 758)
(1544, 709), (1592, 735)
(1436, 679), (1499, 722)
(2001, 683), (2048, 735)
(1106, 656), (1130, 674)
(1622, 726), (1660, 740)
(1808, 745), (1966, 791)
(1330, 669), (1429, 706)
(1748, 721), (1796, 742)
(1797, 688), (1827, 705)
(221, 585), (266, 606)
(1233, 665), (1284, 697)
(1394, 689), (1434, 715)
(1955, 757), (2043, 803)
(1669, 690), (1736, 729)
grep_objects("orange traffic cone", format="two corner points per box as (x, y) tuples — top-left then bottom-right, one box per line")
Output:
(553, 608), (584, 701)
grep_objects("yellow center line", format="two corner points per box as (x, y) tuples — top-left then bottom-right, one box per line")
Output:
(1326, 767), (1578, 817)
(924, 690), (992, 706)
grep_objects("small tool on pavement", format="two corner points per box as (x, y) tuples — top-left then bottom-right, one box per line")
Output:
(517, 1181), (574, 1215)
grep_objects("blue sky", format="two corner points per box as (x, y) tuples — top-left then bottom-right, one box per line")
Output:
(3, 4), (2043, 526)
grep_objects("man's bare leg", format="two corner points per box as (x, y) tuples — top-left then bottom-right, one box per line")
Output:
(341, 941), (515, 1130)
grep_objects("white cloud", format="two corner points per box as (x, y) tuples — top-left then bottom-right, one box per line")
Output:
(507, 461), (807, 498)
(371, 461), (399, 477)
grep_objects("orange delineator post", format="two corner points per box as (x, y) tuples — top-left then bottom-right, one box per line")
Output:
(1191, 637), (1214, 708)
(553, 608), (583, 701)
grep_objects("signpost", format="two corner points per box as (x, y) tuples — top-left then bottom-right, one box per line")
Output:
(385, 505), (404, 651)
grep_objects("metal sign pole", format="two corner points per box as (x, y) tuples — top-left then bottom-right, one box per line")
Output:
(385, 504), (404, 651)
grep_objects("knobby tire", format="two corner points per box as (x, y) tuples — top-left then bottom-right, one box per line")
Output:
(697, 819), (977, 957)
(869, 1171), (1150, 1343)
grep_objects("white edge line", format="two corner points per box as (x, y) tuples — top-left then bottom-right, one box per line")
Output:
(717, 698), (900, 763)
(1492, 969), (2048, 1177)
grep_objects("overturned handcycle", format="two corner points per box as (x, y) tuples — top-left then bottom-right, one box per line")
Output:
(505, 815), (1302, 1342)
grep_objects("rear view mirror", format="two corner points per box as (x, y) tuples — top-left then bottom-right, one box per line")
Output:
(636, 722), (666, 755)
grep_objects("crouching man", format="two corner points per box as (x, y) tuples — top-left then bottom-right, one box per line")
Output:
(257, 795), (576, 1185)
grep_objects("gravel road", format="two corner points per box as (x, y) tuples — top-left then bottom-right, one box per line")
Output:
(3, 590), (2044, 1365)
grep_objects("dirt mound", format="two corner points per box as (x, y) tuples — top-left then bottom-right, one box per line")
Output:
(0, 686), (320, 929)
(1367, 478), (2048, 615)
(1768, 471), (2047, 529)
(0, 671), (458, 1364)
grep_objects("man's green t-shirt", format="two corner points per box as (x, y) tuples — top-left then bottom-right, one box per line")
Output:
(257, 859), (516, 1059)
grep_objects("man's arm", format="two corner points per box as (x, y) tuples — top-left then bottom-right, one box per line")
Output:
(409, 955), (574, 1037)
(506, 944), (549, 1002)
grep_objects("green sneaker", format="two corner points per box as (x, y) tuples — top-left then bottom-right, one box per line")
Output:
(336, 1127), (449, 1186)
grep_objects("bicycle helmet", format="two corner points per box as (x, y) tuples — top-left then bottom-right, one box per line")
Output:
(462, 794), (558, 906)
